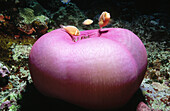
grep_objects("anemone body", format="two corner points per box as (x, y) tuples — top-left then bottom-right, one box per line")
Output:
(29, 28), (147, 110)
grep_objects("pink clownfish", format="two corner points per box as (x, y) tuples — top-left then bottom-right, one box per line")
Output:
(98, 11), (110, 28)
(82, 19), (93, 25)
(60, 25), (80, 36)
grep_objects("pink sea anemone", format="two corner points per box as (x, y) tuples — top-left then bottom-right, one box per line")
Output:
(29, 28), (147, 110)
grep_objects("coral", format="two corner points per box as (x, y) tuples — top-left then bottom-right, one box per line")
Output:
(19, 8), (35, 24)
(0, 63), (10, 87)
(0, 14), (17, 36)
(11, 44), (32, 62)
(51, 3), (86, 28)
(32, 20), (48, 35)
(140, 79), (170, 110)
(17, 23), (36, 35)
(0, 63), (10, 77)
(19, 8), (49, 24)
(17, 8), (49, 36)
(0, 33), (36, 64)
(145, 41), (169, 83)
(0, 5), (49, 37)
(0, 100), (12, 109)
(0, 61), (31, 111)
(0, 14), (10, 22)
(0, 32), (36, 50)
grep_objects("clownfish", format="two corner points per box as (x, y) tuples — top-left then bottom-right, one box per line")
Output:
(60, 25), (80, 36)
(98, 11), (110, 28)
(82, 19), (93, 25)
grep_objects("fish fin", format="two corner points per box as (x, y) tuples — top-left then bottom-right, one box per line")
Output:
(75, 30), (78, 35)
(98, 21), (103, 25)
(60, 25), (66, 32)
(103, 14), (105, 21)
(60, 24), (65, 28)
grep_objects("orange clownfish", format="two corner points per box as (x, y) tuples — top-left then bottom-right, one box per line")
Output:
(98, 11), (110, 28)
(60, 25), (80, 36)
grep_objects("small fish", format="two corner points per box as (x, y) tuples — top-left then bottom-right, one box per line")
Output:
(82, 19), (93, 25)
(98, 11), (110, 28)
(61, 0), (71, 4)
(60, 25), (80, 36)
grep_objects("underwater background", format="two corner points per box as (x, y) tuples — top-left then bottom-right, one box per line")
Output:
(0, 0), (169, 110)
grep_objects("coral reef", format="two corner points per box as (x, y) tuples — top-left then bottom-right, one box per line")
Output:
(35, 0), (87, 29)
(141, 79), (169, 110)
(0, 63), (10, 87)
(145, 42), (169, 82)
(50, 3), (87, 30)
(19, 8), (49, 24)
(17, 8), (49, 36)
(0, 33), (37, 65)
(0, 61), (31, 110)
(11, 44), (32, 62)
